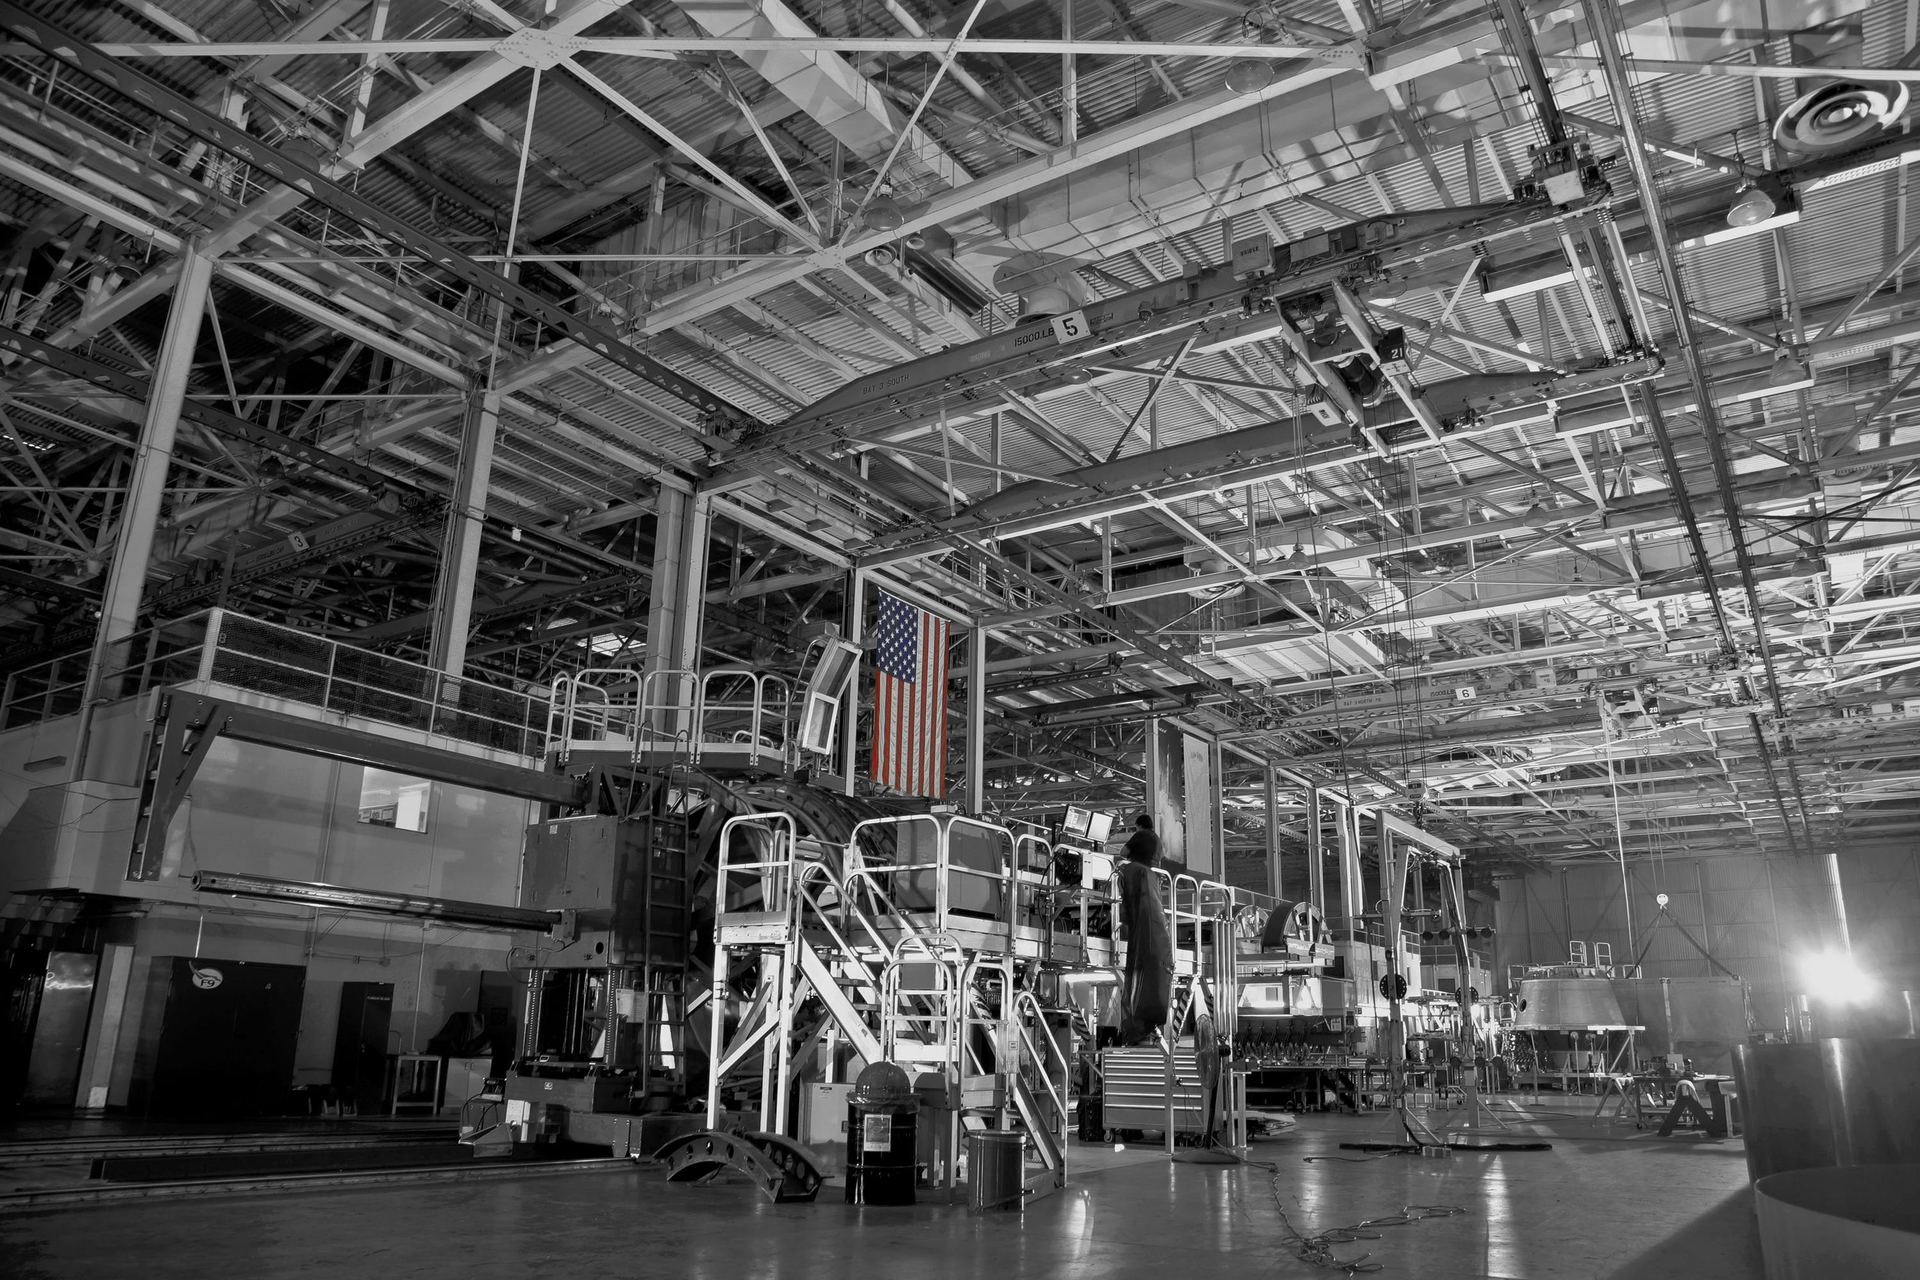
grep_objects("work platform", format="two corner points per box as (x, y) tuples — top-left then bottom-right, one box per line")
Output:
(4, 610), (806, 788)
(688, 809), (1337, 1203)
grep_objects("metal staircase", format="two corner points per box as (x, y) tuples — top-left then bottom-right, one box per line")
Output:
(699, 811), (1073, 1201)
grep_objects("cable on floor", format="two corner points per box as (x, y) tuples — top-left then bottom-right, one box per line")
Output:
(1240, 1158), (1469, 1275)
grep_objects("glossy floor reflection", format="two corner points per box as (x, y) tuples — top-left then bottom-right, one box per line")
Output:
(0, 1113), (1763, 1279)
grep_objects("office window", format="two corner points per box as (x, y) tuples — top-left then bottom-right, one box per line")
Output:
(358, 768), (431, 832)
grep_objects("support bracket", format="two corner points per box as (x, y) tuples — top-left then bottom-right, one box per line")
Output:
(657, 1130), (825, 1203)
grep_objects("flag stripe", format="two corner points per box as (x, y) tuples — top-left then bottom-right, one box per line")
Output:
(871, 593), (950, 799)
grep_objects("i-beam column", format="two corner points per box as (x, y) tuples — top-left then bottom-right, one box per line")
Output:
(427, 386), (499, 678)
(1265, 768), (1283, 900)
(645, 486), (711, 742)
(84, 241), (214, 708)
(965, 623), (987, 815)
(841, 569), (866, 796)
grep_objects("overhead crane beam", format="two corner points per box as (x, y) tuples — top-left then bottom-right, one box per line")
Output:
(1581, 0), (1814, 852)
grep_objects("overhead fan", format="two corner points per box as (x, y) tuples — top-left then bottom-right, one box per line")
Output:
(1773, 80), (1911, 155)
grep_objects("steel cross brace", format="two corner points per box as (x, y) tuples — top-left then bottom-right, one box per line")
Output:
(0, 2), (763, 438)
(126, 692), (232, 881)
(0, 323), (399, 495)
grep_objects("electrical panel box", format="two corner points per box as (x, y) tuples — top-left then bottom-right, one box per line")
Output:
(521, 815), (688, 967)
(1232, 236), (1275, 279)
(523, 815), (620, 913)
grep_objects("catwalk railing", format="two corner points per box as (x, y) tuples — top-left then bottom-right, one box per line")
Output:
(546, 667), (794, 770)
(1, 612), (798, 774)
(0, 608), (544, 755)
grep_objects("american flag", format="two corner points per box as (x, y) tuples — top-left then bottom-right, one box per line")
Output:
(871, 592), (950, 798)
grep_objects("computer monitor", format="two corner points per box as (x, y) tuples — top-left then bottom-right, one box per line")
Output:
(1086, 811), (1114, 844)
(1062, 805), (1092, 837)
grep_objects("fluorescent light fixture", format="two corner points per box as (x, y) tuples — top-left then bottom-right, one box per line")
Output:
(1678, 208), (1802, 249)
(1802, 147), (1920, 194)
(1714, 360), (1817, 405)
(1799, 949), (1877, 1003)
(1481, 267), (1582, 304)
(193, 869), (559, 933)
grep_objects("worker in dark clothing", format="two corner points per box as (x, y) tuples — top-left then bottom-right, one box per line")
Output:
(1116, 814), (1173, 1046)
(1124, 814), (1159, 865)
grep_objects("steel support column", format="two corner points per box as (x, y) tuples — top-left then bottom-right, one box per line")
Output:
(1307, 787), (1327, 913)
(1381, 822), (1407, 1109)
(1337, 799), (1366, 936)
(842, 568), (866, 795)
(84, 242), (213, 706)
(1265, 767), (1283, 900)
(965, 624), (987, 815)
(427, 388), (500, 678)
(1209, 736), (1226, 879)
(645, 485), (712, 740)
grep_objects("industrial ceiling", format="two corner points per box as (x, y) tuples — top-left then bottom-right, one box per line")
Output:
(2, 0), (1919, 870)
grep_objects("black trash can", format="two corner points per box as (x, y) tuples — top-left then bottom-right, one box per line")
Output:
(1076, 1094), (1103, 1141)
(845, 1061), (919, 1205)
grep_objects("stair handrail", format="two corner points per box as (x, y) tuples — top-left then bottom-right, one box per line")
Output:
(796, 860), (906, 984)
(838, 865), (921, 961)
(1173, 871), (1202, 970)
(715, 811), (799, 919)
(1009, 989), (1071, 1161)
(880, 932), (966, 1066)
(545, 673), (613, 761)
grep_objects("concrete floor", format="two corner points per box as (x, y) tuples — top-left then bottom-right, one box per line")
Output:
(0, 1113), (1762, 1279)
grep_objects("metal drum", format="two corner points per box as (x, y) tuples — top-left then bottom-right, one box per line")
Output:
(966, 1130), (1025, 1213)
(1514, 976), (1632, 1030)
(845, 1062), (919, 1205)
(1734, 1039), (1920, 1181)
(1755, 1164), (1920, 1278)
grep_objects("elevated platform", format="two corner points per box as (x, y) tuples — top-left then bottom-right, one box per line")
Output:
(547, 667), (797, 777)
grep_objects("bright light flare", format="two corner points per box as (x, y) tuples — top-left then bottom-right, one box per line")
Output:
(1799, 950), (1878, 1003)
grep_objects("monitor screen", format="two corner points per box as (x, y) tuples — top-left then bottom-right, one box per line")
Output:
(1086, 812), (1114, 843)
(1062, 805), (1092, 837)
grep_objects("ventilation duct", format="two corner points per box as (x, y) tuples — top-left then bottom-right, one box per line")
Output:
(990, 252), (1088, 320)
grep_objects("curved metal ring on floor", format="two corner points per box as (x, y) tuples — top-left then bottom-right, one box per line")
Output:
(657, 1130), (825, 1203)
